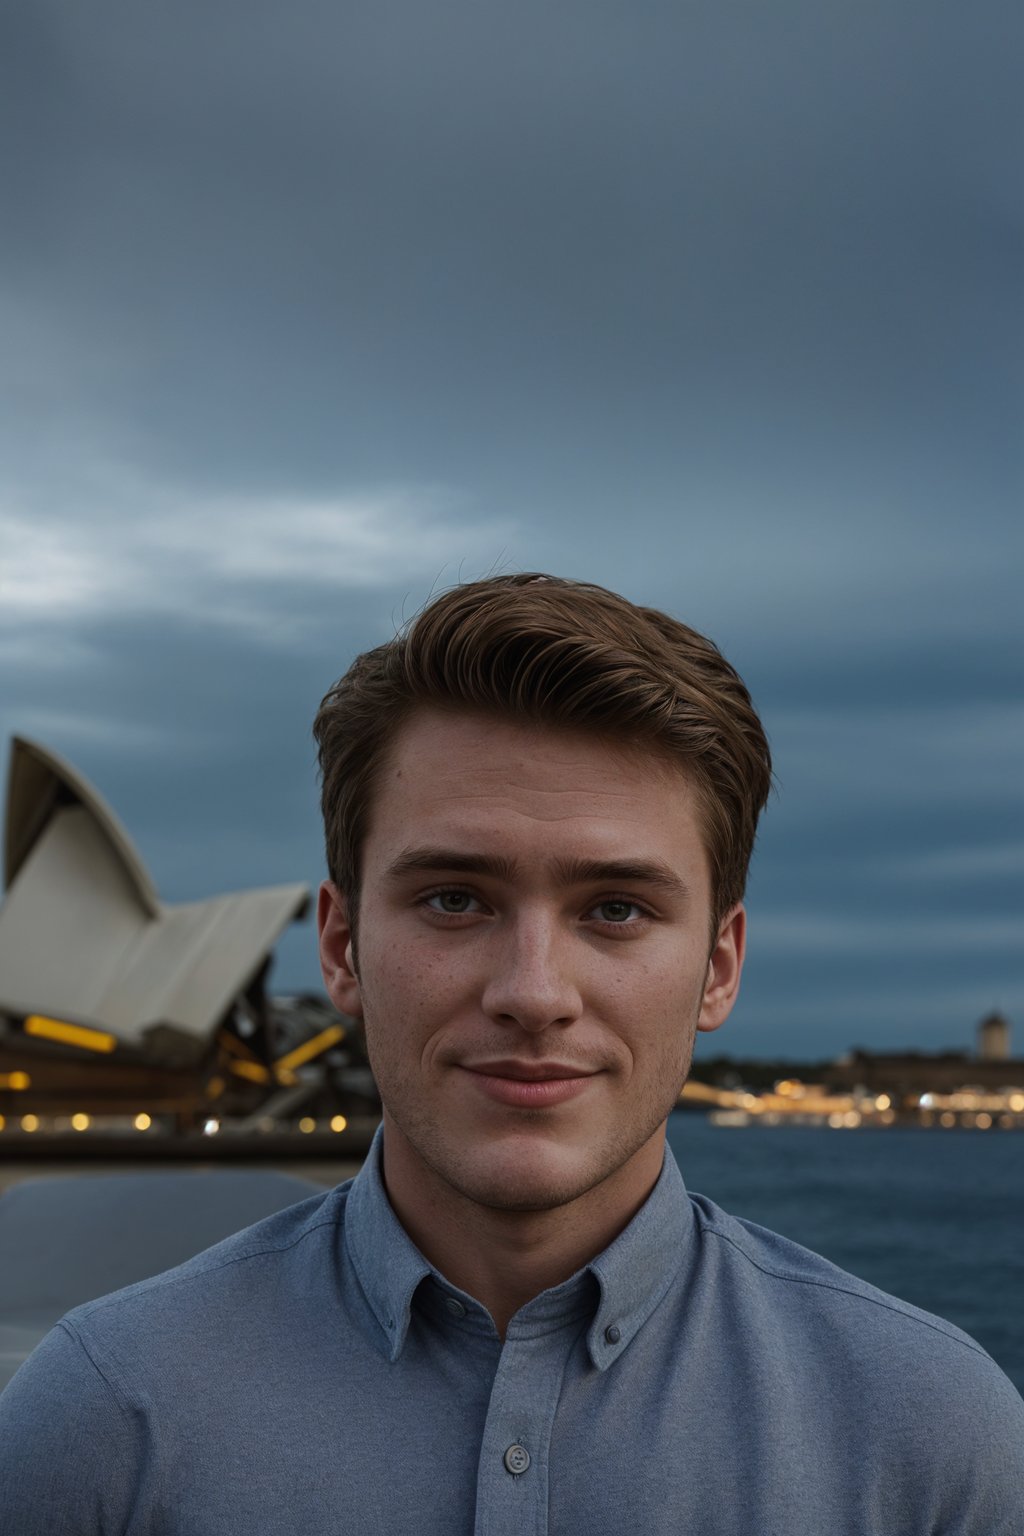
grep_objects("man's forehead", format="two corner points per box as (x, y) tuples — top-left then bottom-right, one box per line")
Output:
(364, 708), (711, 893)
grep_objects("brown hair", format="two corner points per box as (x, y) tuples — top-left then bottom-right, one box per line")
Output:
(313, 573), (772, 943)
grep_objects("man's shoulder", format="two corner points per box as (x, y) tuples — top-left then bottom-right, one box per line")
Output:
(65, 1181), (351, 1347)
(689, 1192), (1009, 1384)
(0, 1180), (366, 1532)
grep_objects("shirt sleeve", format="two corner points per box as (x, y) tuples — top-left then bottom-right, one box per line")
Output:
(0, 1321), (142, 1535)
(931, 1354), (1024, 1534)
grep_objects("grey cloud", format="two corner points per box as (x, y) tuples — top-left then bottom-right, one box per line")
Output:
(752, 913), (1022, 958)
(870, 842), (1024, 882)
(3, 0), (1021, 496)
(0, 483), (513, 635)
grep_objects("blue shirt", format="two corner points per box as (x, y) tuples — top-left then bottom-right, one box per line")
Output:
(2, 1129), (1022, 1534)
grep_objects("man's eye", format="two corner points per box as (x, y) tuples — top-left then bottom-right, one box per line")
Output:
(592, 899), (643, 924)
(426, 891), (479, 915)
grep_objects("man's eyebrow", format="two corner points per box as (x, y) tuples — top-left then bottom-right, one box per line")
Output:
(384, 848), (690, 900)
(384, 848), (520, 883)
(553, 857), (692, 900)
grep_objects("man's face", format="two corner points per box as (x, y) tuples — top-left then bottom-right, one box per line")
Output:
(319, 708), (744, 1217)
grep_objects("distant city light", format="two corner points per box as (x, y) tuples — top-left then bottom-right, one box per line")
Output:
(21, 1114), (40, 1133)
(71, 1112), (90, 1131)
(134, 1112), (152, 1131)
(202, 1118), (220, 1136)
(330, 1115), (348, 1133)
(298, 1116), (316, 1134)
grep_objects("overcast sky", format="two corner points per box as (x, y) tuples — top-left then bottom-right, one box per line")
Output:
(1, 0), (1021, 1060)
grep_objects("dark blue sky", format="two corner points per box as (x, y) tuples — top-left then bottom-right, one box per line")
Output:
(1, 0), (1021, 1059)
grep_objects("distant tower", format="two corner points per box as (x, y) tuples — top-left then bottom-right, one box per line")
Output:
(977, 1012), (1011, 1061)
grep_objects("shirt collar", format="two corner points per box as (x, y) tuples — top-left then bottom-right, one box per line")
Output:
(344, 1124), (696, 1369)
(344, 1125), (432, 1361)
(583, 1147), (695, 1370)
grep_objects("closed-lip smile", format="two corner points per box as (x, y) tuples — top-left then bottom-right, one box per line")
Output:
(458, 1060), (600, 1107)
(461, 1060), (597, 1081)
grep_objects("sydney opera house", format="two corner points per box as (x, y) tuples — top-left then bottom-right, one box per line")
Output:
(0, 737), (379, 1150)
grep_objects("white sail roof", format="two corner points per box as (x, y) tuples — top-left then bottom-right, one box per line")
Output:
(0, 738), (309, 1053)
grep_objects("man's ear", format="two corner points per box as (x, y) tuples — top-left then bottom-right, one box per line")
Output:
(317, 881), (363, 1018)
(697, 903), (746, 1034)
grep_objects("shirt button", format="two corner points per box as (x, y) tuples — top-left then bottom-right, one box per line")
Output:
(444, 1296), (467, 1318)
(503, 1444), (531, 1475)
(604, 1324), (621, 1344)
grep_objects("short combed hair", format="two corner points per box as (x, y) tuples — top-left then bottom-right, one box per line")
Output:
(314, 573), (772, 938)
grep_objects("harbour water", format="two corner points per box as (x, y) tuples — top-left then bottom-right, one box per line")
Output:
(666, 1112), (1024, 1396)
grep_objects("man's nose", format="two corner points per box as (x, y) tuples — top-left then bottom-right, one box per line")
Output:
(480, 916), (584, 1032)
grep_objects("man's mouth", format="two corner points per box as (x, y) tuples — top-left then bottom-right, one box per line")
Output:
(458, 1060), (599, 1107)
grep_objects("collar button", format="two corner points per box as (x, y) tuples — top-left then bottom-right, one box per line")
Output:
(604, 1324), (621, 1345)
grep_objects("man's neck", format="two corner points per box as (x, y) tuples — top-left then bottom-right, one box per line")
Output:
(379, 1120), (666, 1339)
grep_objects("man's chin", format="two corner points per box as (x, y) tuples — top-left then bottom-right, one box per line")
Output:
(436, 1141), (620, 1216)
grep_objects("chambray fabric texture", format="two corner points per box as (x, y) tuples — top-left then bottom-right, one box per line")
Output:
(2, 1128), (1023, 1535)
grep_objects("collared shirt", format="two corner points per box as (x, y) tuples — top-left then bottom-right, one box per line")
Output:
(1, 1129), (1022, 1535)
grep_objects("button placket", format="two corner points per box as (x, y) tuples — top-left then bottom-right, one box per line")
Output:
(473, 1318), (586, 1536)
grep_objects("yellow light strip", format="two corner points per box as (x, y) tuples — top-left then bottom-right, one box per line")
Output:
(274, 1023), (345, 1075)
(679, 1079), (856, 1116)
(217, 1030), (261, 1061)
(229, 1058), (271, 1084)
(24, 1016), (117, 1053)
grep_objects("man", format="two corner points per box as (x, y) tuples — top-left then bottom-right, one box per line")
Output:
(2, 573), (1022, 1533)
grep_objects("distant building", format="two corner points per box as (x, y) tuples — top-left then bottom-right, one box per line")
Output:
(977, 1012), (1011, 1061)
(825, 1043), (1023, 1096)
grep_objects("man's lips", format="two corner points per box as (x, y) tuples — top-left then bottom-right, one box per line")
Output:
(458, 1061), (599, 1108)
